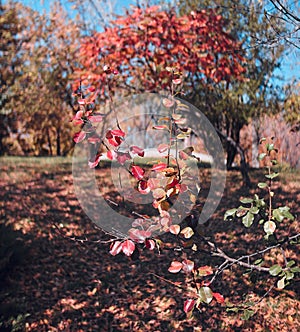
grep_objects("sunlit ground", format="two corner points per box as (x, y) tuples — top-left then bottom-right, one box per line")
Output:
(0, 157), (299, 331)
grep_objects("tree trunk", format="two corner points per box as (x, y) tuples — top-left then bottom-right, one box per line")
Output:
(226, 143), (237, 170)
(47, 128), (53, 156)
(56, 127), (61, 156)
(217, 129), (251, 187)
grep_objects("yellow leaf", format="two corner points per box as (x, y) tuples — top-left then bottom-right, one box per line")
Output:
(180, 227), (194, 239)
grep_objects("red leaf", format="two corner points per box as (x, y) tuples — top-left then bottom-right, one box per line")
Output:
(157, 143), (169, 153)
(147, 178), (161, 190)
(88, 86), (96, 92)
(128, 228), (151, 243)
(131, 165), (145, 180)
(111, 129), (125, 137)
(116, 151), (131, 165)
(213, 292), (225, 304)
(73, 131), (86, 143)
(166, 177), (179, 189)
(183, 299), (196, 313)
(72, 118), (84, 125)
(106, 150), (115, 160)
(88, 154), (102, 168)
(179, 150), (189, 160)
(109, 241), (123, 256)
(151, 163), (168, 171)
(168, 261), (183, 273)
(179, 147), (194, 160)
(73, 110), (84, 120)
(172, 78), (182, 85)
(106, 130), (124, 147)
(106, 130), (113, 139)
(179, 183), (188, 193)
(122, 239), (135, 256)
(145, 239), (155, 250)
(107, 136), (122, 147)
(137, 180), (150, 194)
(130, 145), (144, 157)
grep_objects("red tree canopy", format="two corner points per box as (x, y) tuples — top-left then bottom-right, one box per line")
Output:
(74, 5), (245, 93)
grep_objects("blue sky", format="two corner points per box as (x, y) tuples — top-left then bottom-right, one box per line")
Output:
(12, 0), (300, 85)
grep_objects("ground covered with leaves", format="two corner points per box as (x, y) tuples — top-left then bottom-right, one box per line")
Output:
(0, 157), (299, 331)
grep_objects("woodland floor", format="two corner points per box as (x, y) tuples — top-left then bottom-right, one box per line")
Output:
(0, 157), (299, 332)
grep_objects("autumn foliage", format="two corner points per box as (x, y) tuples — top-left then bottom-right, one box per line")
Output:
(74, 5), (245, 93)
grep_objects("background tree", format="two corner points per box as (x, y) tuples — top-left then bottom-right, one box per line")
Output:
(178, 0), (287, 183)
(0, 2), (38, 154)
(0, 1), (80, 156)
(284, 82), (300, 128)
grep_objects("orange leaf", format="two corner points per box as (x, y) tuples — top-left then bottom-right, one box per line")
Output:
(213, 292), (225, 304)
(169, 224), (180, 235)
(168, 261), (183, 273)
(197, 265), (213, 276)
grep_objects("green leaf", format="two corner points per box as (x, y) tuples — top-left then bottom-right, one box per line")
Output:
(241, 309), (255, 320)
(264, 220), (276, 235)
(249, 206), (259, 214)
(242, 212), (254, 227)
(265, 172), (279, 179)
(198, 286), (213, 304)
(224, 208), (237, 220)
(258, 153), (267, 160)
(285, 271), (294, 281)
(240, 197), (253, 204)
(291, 266), (300, 273)
(254, 259), (263, 265)
(277, 276), (285, 289)
(272, 209), (285, 222)
(266, 143), (274, 152)
(269, 264), (282, 276)
(254, 195), (266, 208)
(273, 207), (294, 222)
(244, 301), (255, 307)
(286, 260), (295, 268)
(283, 211), (294, 220)
(278, 206), (290, 212)
(226, 307), (239, 313)
(258, 182), (268, 189)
